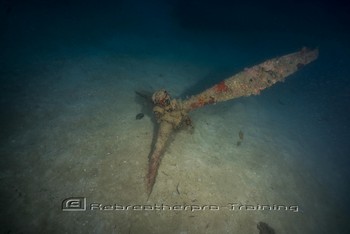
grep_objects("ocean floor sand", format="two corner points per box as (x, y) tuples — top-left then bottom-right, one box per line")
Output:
(1, 22), (350, 233)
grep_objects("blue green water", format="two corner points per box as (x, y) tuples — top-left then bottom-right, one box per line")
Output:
(1, 1), (349, 233)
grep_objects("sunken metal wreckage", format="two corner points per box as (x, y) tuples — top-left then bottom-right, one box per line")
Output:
(145, 48), (319, 197)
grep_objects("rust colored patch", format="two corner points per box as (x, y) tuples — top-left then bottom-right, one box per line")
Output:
(190, 96), (215, 109)
(190, 102), (201, 109)
(214, 81), (229, 93)
(191, 97), (206, 109)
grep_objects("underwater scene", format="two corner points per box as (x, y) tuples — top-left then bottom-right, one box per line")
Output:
(1, 0), (349, 233)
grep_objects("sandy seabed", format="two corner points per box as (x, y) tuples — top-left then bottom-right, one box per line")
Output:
(1, 35), (350, 234)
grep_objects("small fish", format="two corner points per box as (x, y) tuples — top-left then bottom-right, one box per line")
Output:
(257, 222), (275, 234)
(239, 130), (244, 140)
(136, 113), (144, 120)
